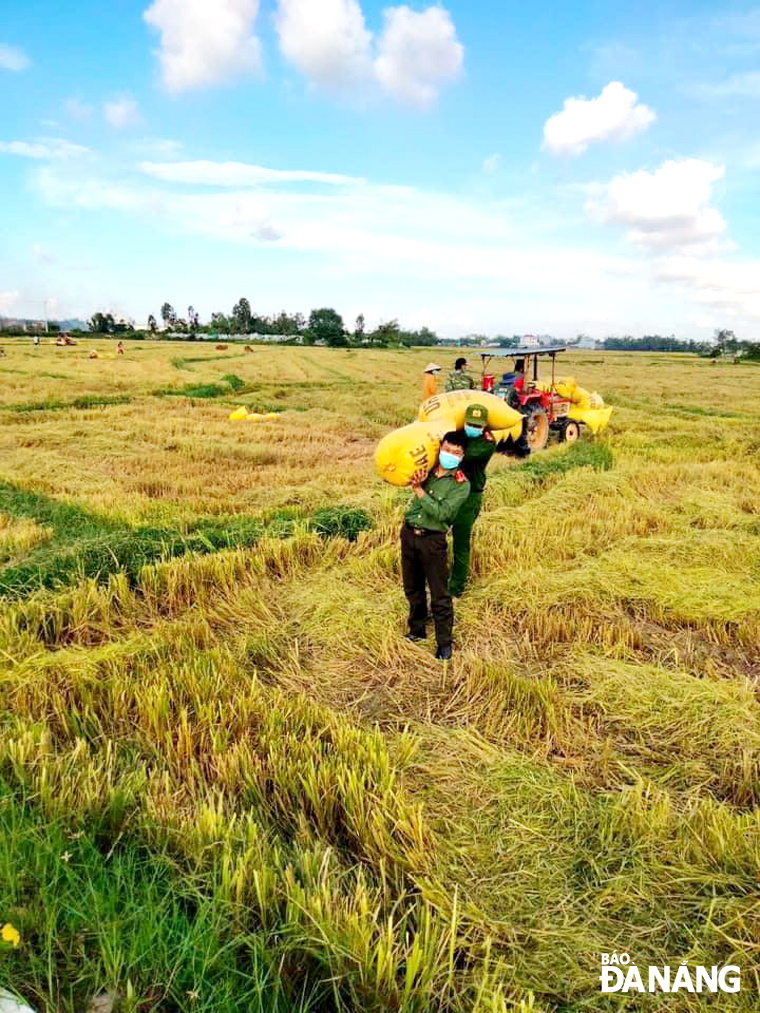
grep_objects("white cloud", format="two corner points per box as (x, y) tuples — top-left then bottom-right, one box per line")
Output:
(140, 159), (363, 186)
(104, 97), (140, 128)
(275, 0), (463, 106)
(482, 153), (501, 174)
(0, 44), (29, 71)
(65, 97), (92, 121)
(33, 156), (693, 337)
(275, 0), (372, 91)
(585, 155), (760, 327)
(0, 291), (20, 313)
(143, 0), (262, 93)
(36, 164), (282, 243)
(373, 5), (463, 108)
(0, 138), (89, 159)
(35, 159), (637, 290)
(543, 81), (655, 156)
(589, 159), (726, 251)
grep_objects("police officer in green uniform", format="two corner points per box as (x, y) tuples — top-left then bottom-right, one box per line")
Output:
(445, 357), (476, 391)
(402, 431), (470, 659)
(449, 403), (495, 598)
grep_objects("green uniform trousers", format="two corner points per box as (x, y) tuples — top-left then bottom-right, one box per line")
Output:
(401, 524), (453, 647)
(448, 492), (483, 596)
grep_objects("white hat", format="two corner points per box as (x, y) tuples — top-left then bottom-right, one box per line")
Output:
(424, 362), (442, 373)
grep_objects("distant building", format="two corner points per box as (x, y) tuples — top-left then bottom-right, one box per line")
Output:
(575, 335), (599, 349)
(522, 334), (539, 347)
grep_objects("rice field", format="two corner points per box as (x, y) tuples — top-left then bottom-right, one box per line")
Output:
(1, 337), (759, 1012)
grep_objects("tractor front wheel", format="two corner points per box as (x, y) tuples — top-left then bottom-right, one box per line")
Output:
(525, 408), (549, 452)
(559, 420), (581, 443)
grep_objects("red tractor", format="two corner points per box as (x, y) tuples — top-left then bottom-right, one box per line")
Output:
(480, 346), (580, 453)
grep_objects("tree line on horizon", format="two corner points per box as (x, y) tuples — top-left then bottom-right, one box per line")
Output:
(88, 300), (439, 348)
(602, 329), (760, 358)
(3, 308), (757, 357)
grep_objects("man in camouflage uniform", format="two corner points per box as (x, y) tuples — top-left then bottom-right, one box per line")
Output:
(449, 403), (496, 598)
(402, 431), (471, 660)
(445, 357), (475, 391)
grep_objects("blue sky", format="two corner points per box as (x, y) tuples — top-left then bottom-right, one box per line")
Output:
(1, 0), (759, 338)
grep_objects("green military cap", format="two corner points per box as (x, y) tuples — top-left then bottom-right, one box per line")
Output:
(464, 403), (488, 428)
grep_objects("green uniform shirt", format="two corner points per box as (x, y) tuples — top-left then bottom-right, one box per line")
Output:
(405, 469), (471, 532)
(444, 369), (475, 391)
(460, 432), (496, 494)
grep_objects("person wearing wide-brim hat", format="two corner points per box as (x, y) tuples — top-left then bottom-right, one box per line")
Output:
(422, 362), (442, 400)
(449, 402), (496, 597)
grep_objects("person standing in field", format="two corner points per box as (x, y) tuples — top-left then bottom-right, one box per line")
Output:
(449, 404), (496, 598)
(117, 341), (124, 355)
(445, 357), (475, 391)
(33, 334), (39, 348)
(402, 432), (470, 660)
(422, 362), (441, 400)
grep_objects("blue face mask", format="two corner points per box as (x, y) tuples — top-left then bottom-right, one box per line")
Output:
(464, 425), (484, 438)
(439, 450), (462, 471)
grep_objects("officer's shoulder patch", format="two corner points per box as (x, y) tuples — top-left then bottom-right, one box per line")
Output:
(455, 470), (467, 483)
(484, 431), (494, 442)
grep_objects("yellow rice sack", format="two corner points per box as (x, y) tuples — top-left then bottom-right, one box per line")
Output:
(418, 389), (523, 431)
(374, 418), (454, 487)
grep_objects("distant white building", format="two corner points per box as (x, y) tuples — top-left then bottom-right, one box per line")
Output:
(522, 334), (539, 347)
(575, 334), (598, 349)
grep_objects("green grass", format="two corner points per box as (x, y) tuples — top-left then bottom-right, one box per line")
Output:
(5, 395), (133, 413)
(171, 353), (247, 369)
(153, 374), (250, 399)
(663, 403), (748, 419)
(167, 383), (229, 398)
(0, 486), (373, 597)
(0, 482), (122, 540)
(507, 440), (614, 484)
(309, 506), (373, 541)
(0, 785), (319, 1013)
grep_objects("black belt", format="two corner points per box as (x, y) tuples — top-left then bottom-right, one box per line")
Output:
(405, 522), (439, 536)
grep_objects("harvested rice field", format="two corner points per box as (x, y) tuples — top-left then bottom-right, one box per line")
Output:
(1, 338), (759, 1012)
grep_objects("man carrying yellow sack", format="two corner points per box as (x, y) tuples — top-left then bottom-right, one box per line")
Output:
(449, 404), (496, 598)
(402, 432), (470, 660)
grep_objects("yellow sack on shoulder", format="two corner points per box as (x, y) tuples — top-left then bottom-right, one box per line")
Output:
(418, 390), (523, 432)
(375, 418), (454, 487)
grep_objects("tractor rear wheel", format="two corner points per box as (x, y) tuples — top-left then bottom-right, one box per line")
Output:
(559, 420), (581, 443)
(525, 408), (549, 452)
